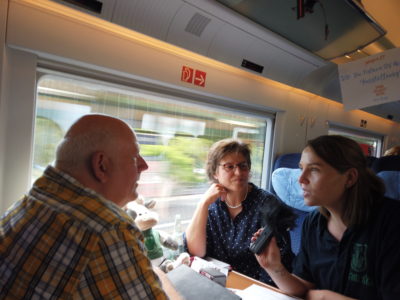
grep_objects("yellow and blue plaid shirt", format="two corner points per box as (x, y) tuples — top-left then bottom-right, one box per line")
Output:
(0, 166), (168, 299)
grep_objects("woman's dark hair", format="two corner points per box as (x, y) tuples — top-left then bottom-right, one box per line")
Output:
(206, 138), (251, 183)
(306, 135), (385, 227)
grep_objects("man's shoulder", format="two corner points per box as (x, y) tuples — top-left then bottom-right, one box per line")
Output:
(57, 195), (132, 234)
(25, 193), (129, 236)
(32, 167), (132, 233)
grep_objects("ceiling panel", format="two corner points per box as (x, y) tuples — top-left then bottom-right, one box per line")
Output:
(112, 0), (183, 41)
(51, 0), (400, 122)
(216, 0), (386, 60)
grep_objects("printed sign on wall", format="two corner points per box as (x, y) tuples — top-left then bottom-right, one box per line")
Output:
(338, 48), (400, 110)
(181, 66), (194, 83)
(181, 66), (207, 87)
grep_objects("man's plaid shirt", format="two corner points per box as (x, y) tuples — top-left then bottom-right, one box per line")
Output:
(0, 166), (167, 299)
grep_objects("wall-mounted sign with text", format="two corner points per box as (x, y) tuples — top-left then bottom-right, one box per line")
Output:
(181, 66), (207, 87)
(338, 48), (400, 111)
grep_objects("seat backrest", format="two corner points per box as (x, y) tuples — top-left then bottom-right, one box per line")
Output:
(271, 153), (302, 195)
(377, 171), (400, 200)
(366, 156), (377, 168)
(271, 154), (315, 255)
(371, 156), (400, 200)
(273, 153), (302, 170)
(371, 155), (400, 173)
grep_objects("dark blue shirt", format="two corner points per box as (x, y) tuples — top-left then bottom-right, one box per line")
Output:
(203, 183), (294, 285)
(294, 197), (400, 300)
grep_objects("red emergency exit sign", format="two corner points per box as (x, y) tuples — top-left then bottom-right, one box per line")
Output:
(181, 66), (206, 87)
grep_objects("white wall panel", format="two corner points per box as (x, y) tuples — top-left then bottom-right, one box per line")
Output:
(0, 48), (37, 213)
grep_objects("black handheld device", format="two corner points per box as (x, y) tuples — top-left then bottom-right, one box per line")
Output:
(249, 226), (273, 255)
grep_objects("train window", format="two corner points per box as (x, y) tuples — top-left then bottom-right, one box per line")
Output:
(328, 125), (383, 157)
(33, 73), (272, 235)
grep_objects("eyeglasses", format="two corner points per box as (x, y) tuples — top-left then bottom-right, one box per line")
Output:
(219, 162), (250, 172)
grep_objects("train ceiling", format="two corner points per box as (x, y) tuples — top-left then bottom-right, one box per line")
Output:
(54, 0), (400, 122)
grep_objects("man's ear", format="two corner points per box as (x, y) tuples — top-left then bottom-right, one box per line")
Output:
(346, 168), (358, 188)
(91, 151), (110, 183)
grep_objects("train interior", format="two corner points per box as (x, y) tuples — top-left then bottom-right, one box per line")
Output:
(1, 0), (400, 237)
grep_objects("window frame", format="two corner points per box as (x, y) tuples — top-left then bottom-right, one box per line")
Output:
(34, 63), (276, 232)
(327, 121), (384, 157)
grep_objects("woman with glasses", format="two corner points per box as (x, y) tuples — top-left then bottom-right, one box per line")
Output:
(185, 138), (294, 285)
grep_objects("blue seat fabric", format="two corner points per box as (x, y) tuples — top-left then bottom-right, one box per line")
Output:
(271, 153), (312, 255)
(371, 156), (400, 200)
(377, 171), (400, 200)
(273, 153), (302, 170)
(271, 153), (302, 195)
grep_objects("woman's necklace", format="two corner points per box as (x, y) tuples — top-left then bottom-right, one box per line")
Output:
(225, 186), (248, 209)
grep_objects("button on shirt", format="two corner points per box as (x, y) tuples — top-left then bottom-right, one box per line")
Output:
(0, 166), (167, 299)
(204, 183), (294, 285)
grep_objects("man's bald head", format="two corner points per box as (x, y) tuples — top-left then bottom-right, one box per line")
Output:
(56, 114), (131, 170)
(55, 114), (148, 206)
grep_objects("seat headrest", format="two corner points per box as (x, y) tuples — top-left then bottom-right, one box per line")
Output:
(273, 153), (301, 170)
(371, 156), (400, 173)
(271, 168), (316, 212)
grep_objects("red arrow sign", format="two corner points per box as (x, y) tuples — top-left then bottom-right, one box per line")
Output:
(194, 70), (206, 87)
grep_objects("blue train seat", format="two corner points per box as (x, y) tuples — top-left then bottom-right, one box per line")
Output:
(271, 153), (301, 195)
(271, 153), (315, 255)
(366, 156), (377, 168)
(273, 153), (302, 170)
(377, 171), (400, 200)
(371, 156), (400, 200)
(371, 155), (400, 173)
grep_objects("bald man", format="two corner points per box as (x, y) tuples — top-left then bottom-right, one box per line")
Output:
(0, 114), (180, 299)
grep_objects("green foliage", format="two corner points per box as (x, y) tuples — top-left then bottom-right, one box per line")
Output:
(163, 136), (212, 184)
(249, 143), (264, 182)
(33, 117), (64, 167)
(140, 144), (165, 157)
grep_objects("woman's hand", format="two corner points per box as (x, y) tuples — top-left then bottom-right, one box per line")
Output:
(202, 183), (227, 206)
(253, 230), (314, 297)
(253, 232), (282, 271)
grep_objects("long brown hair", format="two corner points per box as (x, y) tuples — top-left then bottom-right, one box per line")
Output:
(307, 135), (385, 227)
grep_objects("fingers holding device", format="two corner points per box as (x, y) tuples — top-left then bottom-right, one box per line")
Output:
(249, 226), (273, 255)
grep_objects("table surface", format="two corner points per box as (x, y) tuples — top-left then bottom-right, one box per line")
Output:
(226, 270), (278, 290)
(226, 270), (302, 299)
